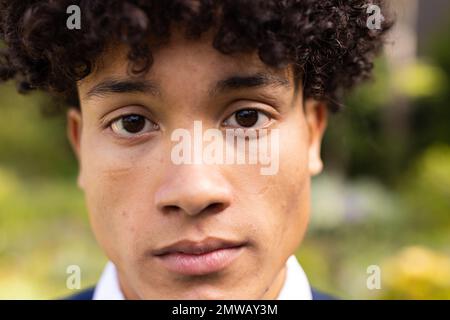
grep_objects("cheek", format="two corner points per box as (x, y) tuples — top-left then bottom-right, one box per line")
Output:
(270, 146), (310, 243)
(80, 136), (163, 261)
(281, 116), (312, 236)
(259, 118), (311, 250)
(229, 118), (311, 254)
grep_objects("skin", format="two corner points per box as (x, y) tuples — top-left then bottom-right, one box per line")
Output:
(66, 28), (328, 299)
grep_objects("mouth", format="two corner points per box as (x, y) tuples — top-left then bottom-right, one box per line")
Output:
(152, 237), (247, 276)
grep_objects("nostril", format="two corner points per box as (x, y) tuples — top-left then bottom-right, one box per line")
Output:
(204, 202), (226, 214)
(163, 205), (180, 214)
(161, 203), (226, 215)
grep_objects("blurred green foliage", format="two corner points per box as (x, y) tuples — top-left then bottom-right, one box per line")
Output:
(0, 84), (77, 179)
(0, 83), (105, 298)
(300, 18), (450, 299)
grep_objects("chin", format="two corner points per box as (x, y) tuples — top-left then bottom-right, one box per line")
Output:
(161, 281), (241, 300)
(178, 289), (235, 300)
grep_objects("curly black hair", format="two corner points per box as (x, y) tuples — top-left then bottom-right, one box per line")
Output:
(0, 0), (393, 112)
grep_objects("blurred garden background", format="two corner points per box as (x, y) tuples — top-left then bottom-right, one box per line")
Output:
(0, 0), (449, 299)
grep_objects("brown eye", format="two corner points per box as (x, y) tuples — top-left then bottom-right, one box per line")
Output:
(235, 109), (258, 127)
(111, 114), (158, 137)
(122, 115), (146, 133)
(223, 109), (271, 129)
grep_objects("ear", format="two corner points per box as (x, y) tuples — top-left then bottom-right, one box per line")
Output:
(66, 108), (85, 190)
(304, 99), (328, 176)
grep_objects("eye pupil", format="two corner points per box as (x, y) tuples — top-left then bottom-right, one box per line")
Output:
(122, 115), (146, 133)
(235, 109), (258, 127)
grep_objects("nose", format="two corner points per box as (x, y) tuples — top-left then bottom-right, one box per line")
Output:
(154, 164), (233, 217)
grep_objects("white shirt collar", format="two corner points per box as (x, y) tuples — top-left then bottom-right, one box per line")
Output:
(93, 254), (312, 300)
(92, 260), (124, 300)
(277, 255), (313, 300)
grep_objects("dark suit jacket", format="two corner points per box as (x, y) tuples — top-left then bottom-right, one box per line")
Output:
(66, 286), (336, 300)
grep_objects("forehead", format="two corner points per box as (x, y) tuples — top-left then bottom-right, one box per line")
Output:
(78, 28), (294, 94)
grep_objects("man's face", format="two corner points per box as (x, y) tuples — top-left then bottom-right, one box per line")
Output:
(67, 29), (327, 299)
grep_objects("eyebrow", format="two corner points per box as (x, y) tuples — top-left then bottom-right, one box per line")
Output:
(84, 72), (291, 100)
(210, 72), (291, 96)
(85, 78), (161, 99)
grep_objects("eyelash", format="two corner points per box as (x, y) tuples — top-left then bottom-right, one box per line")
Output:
(222, 108), (272, 129)
(105, 114), (158, 138)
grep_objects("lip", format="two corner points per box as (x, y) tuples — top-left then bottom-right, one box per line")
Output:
(152, 237), (246, 276)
